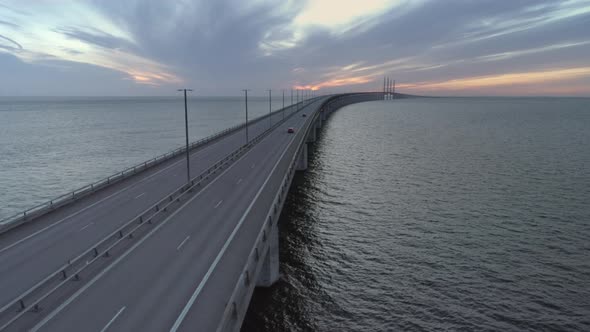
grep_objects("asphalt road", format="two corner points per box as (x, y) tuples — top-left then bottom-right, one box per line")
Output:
(0, 101), (308, 310)
(30, 97), (328, 332)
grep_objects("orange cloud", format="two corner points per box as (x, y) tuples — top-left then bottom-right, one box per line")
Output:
(294, 74), (375, 90)
(399, 67), (590, 92)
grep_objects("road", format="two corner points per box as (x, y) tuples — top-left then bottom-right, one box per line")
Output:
(30, 97), (327, 331)
(0, 101), (308, 310)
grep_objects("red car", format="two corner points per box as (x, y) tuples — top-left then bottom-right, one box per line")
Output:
(287, 127), (295, 133)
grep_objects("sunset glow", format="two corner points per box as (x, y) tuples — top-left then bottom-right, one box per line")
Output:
(0, 0), (589, 95)
(398, 67), (590, 95)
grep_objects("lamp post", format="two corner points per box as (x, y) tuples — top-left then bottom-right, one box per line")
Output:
(296, 89), (299, 112)
(177, 89), (193, 186)
(282, 89), (285, 120)
(268, 89), (272, 129)
(242, 89), (250, 143)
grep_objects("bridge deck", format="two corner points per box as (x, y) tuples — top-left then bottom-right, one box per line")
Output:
(0, 94), (383, 331)
(27, 97), (326, 331)
(0, 102), (306, 311)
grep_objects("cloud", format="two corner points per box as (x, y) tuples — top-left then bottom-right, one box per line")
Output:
(0, 33), (21, 49)
(0, 0), (181, 86)
(0, 19), (19, 29)
(0, 0), (589, 95)
(400, 66), (590, 90)
(54, 26), (136, 51)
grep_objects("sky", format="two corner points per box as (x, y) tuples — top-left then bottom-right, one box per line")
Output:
(1, 0), (589, 96)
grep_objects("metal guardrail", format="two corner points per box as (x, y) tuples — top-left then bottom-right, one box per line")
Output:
(0, 99), (315, 234)
(0, 94), (316, 331)
(215, 93), (382, 332)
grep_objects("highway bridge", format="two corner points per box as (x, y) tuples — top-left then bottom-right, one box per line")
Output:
(0, 92), (383, 331)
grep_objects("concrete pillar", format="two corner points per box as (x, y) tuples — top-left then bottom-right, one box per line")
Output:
(256, 225), (279, 287)
(317, 114), (323, 128)
(321, 110), (327, 122)
(296, 143), (308, 171)
(306, 125), (316, 143)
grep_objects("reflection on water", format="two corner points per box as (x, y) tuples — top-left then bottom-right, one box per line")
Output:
(243, 98), (590, 331)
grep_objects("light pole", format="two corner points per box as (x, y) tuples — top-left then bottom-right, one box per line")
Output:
(282, 89), (285, 120)
(178, 88), (193, 186)
(268, 89), (272, 129)
(296, 89), (299, 111)
(243, 89), (250, 143)
(291, 89), (293, 106)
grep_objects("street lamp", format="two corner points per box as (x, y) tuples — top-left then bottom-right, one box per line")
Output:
(242, 89), (250, 143)
(282, 89), (285, 120)
(177, 88), (193, 186)
(268, 89), (272, 129)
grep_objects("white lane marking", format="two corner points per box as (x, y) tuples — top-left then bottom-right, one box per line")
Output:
(99, 306), (126, 332)
(214, 200), (223, 209)
(79, 223), (94, 232)
(135, 193), (145, 199)
(30, 102), (313, 331)
(236, 178), (242, 185)
(170, 129), (299, 332)
(0, 129), (232, 254)
(30, 136), (261, 332)
(176, 236), (190, 251)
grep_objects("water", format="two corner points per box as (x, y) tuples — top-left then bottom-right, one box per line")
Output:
(1, 96), (589, 330)
(242, 98), (590, 331)
(0, 96), (287, 219)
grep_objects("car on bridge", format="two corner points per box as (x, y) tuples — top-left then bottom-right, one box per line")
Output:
(287, 127), (295, 133)
(302, 113), (306, 117)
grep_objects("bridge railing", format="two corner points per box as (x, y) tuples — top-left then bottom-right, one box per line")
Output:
(0, 97), (317, 234)
(0, 94), (319, 330)
(215, 93), (382, 331)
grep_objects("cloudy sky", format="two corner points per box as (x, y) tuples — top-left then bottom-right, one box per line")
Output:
(1, 0), (589, 96)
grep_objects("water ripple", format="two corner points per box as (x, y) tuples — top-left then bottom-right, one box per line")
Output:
(244, 98), (590, 331)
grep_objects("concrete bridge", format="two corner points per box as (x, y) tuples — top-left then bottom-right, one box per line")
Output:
(0, 92), (383, 331)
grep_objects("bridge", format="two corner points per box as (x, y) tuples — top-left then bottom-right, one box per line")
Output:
(0, 92), (383, 331)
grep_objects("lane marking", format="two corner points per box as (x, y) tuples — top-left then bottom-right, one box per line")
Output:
(0, 124), (249, 254)
(176, 236), (190, 251)
(170, 128), (299, 332)
(79, 223), (94, 232)
(134, 193), (145, 199)
(99, 306), (126, 332)
(29, 101), (315, 331)
(0, 158), (188, 254)
(214, 200), (223, 209)
(29, 132), (266, 332)
(236, 178), (242, 185)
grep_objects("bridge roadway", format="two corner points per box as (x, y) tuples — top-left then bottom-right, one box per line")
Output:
(0, 93), (384, 331)
(0, 99), (311, 311)
(23, 96), (332, 331)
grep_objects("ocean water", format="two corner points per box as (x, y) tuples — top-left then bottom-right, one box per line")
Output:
(1, 96), (589, 331)
(242, 98), (590, 331)
(0, 96), (289, 220)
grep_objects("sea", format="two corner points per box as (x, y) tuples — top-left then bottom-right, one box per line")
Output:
(1, 96), (589, 331)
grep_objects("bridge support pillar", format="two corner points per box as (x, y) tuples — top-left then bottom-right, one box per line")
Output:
(256, 224), (279, 287)
(306, 125), (316, 143)
(296, 143), (308, 171)
(321, 110), (327, 122)
(317, 115), (323, 128)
